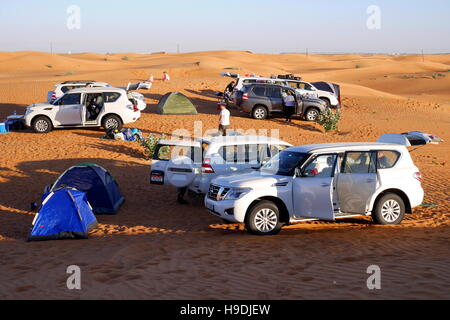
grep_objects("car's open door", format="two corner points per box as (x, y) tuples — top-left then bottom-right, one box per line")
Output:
(377, 131), (443, 146)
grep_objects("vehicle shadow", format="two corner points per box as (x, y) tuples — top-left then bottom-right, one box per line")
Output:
(0, 103), (27, 119)
(269, 117), (323, 133)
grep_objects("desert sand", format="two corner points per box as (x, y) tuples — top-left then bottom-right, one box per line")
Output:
(0, 51), (449, 299)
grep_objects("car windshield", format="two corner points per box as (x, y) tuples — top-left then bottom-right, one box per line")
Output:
(261, 151), (309, 176)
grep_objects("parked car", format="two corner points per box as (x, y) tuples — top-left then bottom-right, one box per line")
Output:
(47, 80), (111, 103)
(236, 84), (328, 121)
(220, 73), (341, 109)
(150, 135), (292, 195)
(25, 87), (146, 133)
(205, 132), (442, 235)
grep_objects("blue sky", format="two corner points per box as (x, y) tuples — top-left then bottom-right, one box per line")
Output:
(0, 0), (449, 53)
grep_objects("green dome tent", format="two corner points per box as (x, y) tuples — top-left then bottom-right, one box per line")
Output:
(156, 92), (198, 115)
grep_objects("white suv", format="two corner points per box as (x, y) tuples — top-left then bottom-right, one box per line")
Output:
(205, 132), (440, 235)
(25, 87), (146, 133)
(150, 135), (292, 195)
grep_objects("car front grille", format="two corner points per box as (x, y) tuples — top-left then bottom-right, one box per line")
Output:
(208, 184), (230, 201)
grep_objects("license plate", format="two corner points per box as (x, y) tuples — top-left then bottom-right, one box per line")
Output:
(150, 172), (164, 185)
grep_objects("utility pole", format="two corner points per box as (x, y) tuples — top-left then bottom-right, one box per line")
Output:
(50, 42), (53, 54)
(177, 44), (180, 54)
(421, 49), (424, 62)
(306, 48), (308, 56)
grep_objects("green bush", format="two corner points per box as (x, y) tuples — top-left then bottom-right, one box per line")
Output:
(122, 56), (129, 61)
(46, 64), (53, 68)
(318, 109), (341, 132)
(355, 64), (361, 69)
(140, 133), (166, 159)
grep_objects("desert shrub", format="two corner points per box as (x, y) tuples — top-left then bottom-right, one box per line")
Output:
(64, 71), (75, 76)
(140, 133), (166, 159)
(317, 109), (341, 132)
(355, 64), (361, 69)
(46, 64), (53, 68)
(122, 56), (129, 61)
(432, 73), (445, 79)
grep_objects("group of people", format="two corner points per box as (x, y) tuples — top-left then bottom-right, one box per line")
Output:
(147, 71), (171, 83)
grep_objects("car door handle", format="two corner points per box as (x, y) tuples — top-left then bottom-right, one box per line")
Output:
(321, 183), (330, 187)
(366, 179), (375, 183)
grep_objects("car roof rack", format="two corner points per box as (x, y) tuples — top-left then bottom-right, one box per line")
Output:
(61, 80), (97, 84)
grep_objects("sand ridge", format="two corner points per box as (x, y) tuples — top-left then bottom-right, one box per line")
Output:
(0, 51), (449, 299)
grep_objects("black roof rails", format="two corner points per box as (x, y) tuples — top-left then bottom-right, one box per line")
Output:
(61, 80), (96, 84)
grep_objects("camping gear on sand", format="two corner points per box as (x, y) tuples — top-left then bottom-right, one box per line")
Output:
(44, 163), (125, 215)
(102, 128), (143, 141)
(0, 122), (8, 134)
(28, 188), (97, 241)
(156, 92), (198, 115)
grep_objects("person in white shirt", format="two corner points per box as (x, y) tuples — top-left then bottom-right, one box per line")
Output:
(218, 103), (231, 136)
(283, 90), (296, 122)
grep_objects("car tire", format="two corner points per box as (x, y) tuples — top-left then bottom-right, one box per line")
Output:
(245, 201), (282, 235)
(372, 194), (405, 225)
(320, 97), (331, 108)
(252, 105), (268, 120)
(304, 108), (320, 122)
(102, 114), (123, 131)
(32, 116), (52, 133)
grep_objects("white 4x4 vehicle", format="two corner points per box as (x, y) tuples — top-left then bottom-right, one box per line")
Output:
(25, 87), (146, 133)
(150, 135), (292, 195)
(205, 132), (442, 235)
(47, 80), (111, 103)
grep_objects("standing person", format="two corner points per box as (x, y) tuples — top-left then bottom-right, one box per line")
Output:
(283, 90), (296, 122)
(148, 74), (154, 83)
(162, 71), (170, 81)
(218, 103), (231, 136)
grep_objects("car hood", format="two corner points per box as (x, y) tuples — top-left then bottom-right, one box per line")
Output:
(28, 102), (54, 109)
(212, 171), (290, 188)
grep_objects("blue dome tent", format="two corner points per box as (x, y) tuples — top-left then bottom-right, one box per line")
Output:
(45, 163), (125, 215)
(28, 188), (98, 241)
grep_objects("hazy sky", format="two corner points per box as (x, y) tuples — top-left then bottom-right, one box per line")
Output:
(1, 0), (449, 54)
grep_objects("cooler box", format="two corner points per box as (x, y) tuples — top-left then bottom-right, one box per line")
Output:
(0, 122), (8, 134)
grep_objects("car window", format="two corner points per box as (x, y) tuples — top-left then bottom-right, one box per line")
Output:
(58, 93), (81, 105)
(342, 151), (377, 174)
(252, 86), (266, 97)
(312, 82), (333, 93)
(61, 85), (82, 93)
(270, 144), (289, 157)
(286, 82), (299, 89)
(247, 144), (270, 164)
(103, 92), (121, 103)
(153, 144), (203, 163)
(268, 87), (282, 98)
(261, 151), (309, 176)
(303, 154), (338, 177)
(377, 150), (400, 169)
(298, 82), (313, 91)
(219, 145), (246, 163)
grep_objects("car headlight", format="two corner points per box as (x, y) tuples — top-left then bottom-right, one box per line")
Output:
(221, 187), (252, 201)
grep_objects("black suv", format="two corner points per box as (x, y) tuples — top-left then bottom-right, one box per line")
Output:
(236, 84), (328, 121)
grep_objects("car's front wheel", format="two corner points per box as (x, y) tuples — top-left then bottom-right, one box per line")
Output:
(245, 201), (282, 235)
(304, 108), (320, 121)
(102, 114), (123, 131)
(32, 116), (52, 133)
(372, 193), (405, 225)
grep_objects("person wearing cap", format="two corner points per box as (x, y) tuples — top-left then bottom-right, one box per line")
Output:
(218, 103), (231, 136)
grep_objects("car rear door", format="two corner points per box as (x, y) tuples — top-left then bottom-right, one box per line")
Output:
(336, 151), (378, 214)
(150, 141), (202, 185)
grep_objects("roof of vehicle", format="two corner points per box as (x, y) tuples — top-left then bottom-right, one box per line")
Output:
(288, 143), (406, 153)
(158, 136), (292, 147)
(66, 87), (126, 94)
(57, 81), (109, 86)
(243, 83), (299, 91)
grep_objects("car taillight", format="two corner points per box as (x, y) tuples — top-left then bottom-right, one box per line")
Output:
(242, 93), (249, 101)
(51, 92), (56, 102)
(133, 104), (139, 112)
(202, 158), (215, 173)
(414, 172), (422, 181)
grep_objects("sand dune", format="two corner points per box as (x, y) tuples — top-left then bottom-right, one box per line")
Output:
(0, 51), (449, 300)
